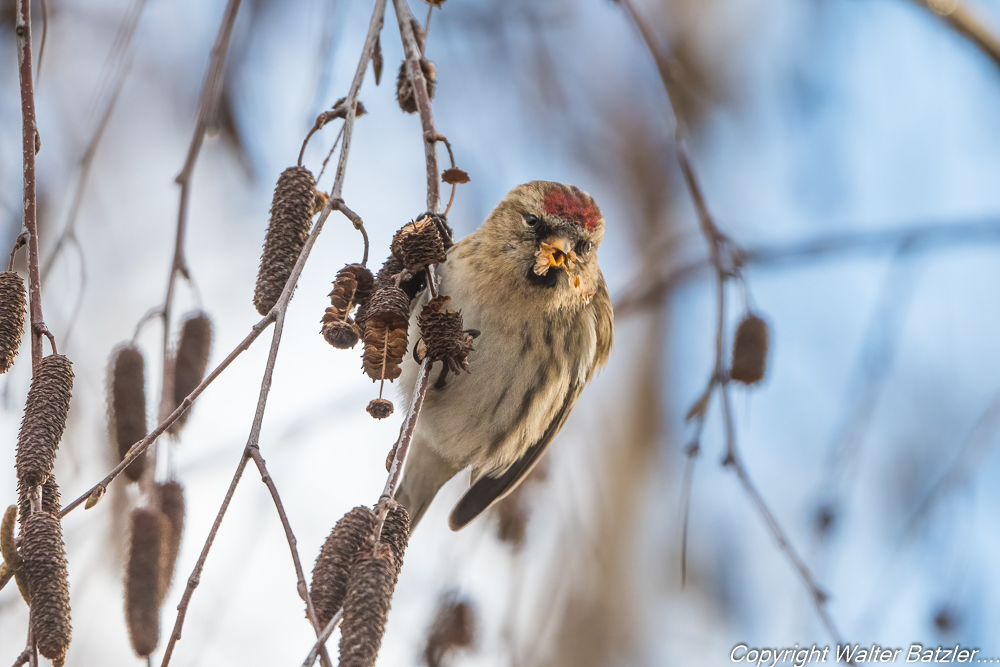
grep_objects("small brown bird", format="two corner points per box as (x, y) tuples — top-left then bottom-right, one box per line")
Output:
(396, 181), (613, 530)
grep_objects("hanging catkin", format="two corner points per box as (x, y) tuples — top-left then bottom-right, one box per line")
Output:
(168, 312), (212, 435)
(20, 510), (72, 662)
(391, 215), (447, 274)
(361, 287), (409, 382)
(379, 501), (410, 581)
(254, 166), (319, 315)
(108, 344), (147, 481)
(339, 543), (397, 667)
(321, 264), (374, 349)
(0, 270), (25, 373)
(396, 58), (436, 114)
(730, 314), (769, 385)
(156, 481), (185, 597)
(15, 355), (74, 489)
(125, 508), (168, 657)
(310, 507), (377, 628)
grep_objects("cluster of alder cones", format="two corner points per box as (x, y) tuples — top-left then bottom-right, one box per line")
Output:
(106, 312), (211, 657)
(0, 270), (72, 664)
(254, 161), (475, 426)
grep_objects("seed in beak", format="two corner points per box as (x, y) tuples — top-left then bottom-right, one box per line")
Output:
(534, 238), (577, 276)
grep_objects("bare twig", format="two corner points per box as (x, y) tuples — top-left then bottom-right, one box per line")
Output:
(16, 0), (49, 368)
(41, 0), (149, 286)
(616, 218), (1000, 314)
(909, 0), (1000, 72)
(394, 0), (440, 214)
(619, 0), (852, 651)
(162, 0), (241, 375)
(246, 447), (331, 665)
(158, 449), (250, 667)
(60, 315), (274, 517)
(332, 199), (370, 266)
(303, 608), (344, 667)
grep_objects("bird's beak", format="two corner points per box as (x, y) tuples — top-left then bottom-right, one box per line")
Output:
(534, 237), (577, 276)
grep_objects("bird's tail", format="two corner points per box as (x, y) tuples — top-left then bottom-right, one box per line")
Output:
(393, 438), (460, 530)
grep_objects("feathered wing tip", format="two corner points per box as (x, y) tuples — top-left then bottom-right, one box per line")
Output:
(449, 383), (582, 531)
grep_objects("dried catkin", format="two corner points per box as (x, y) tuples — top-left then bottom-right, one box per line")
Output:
(109, 345), (147, 481)
(730, 314), (769, 385)
(391, 216), (447, 274)
(125, 508), (168, 657)
(310, 507), (377, 628)
(0, 270), (25, 373)
(379, 501), (410, 579)
(21, 511), (71, 662)
(396, 58), (436, 114)
(168, 312), (212, 434)
(424, 598), (475, 667)
(366, 398), (393, 420)
(15, 354), (74, 489)
(254, 166), (318, 315)
(156, 481), (185, 597)
(339, 544), (397, 667)
(321, 264), (374, 349)
(418, 297), (472, 375)
(362, 287), (410, 382)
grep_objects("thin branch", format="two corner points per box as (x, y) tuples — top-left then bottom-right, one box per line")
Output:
(332, 199), (370, 266)
(246, 447), (332, 667)
(302, 608), (344, 667)
(909, 0), (1000, 72)
(158, 448), (250, 667)
(620, 0), (852, 651)
(162, 0), (242, 375)
(394, 0), (440, 214)
(60, 314), (274, 517)
(615, 218), (1000, 315)
(160, 1), (387, 662)
(15, 0), (48, 368)
(41, 0), (149, 285)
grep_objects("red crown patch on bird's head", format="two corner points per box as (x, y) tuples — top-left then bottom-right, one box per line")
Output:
(543, 186), (601, 232)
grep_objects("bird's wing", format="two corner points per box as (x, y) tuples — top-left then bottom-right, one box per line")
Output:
(588, 272), (613, 382)
(448, 382), (583, 531)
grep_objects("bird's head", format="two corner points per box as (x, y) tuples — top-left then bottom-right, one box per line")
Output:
(478, 181), (605, 306)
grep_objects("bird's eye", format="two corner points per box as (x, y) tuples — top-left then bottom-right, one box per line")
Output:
(576, 241), (593, 255)
(524, 214), (539, 227)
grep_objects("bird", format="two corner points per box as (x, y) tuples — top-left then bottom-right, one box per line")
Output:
(395, 181), (613, 531)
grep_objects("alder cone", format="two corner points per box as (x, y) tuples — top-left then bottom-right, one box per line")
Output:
(396, 58), (436, 114)
(21, 511), (71, 662)
(311, 507), (377, 628)
(379, 501), (410, 579)
(168, 312), (212, 434)
(327, 264), (374, 320)
(254, 166), (317, 315)
(366, 398), (393, 420)
(391, 216), (446, 274)
(339, 544), (397, 667)
(15, 355), (74, 488)
(424, 599), (475, 667)
(0, 270), (25, 373)
(730, 314), (769, 385)
(362, 287), (410, 382)
(125, 508), (168, 657)
(109, 345), (147, 481)
(156, 481), (185, 597)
